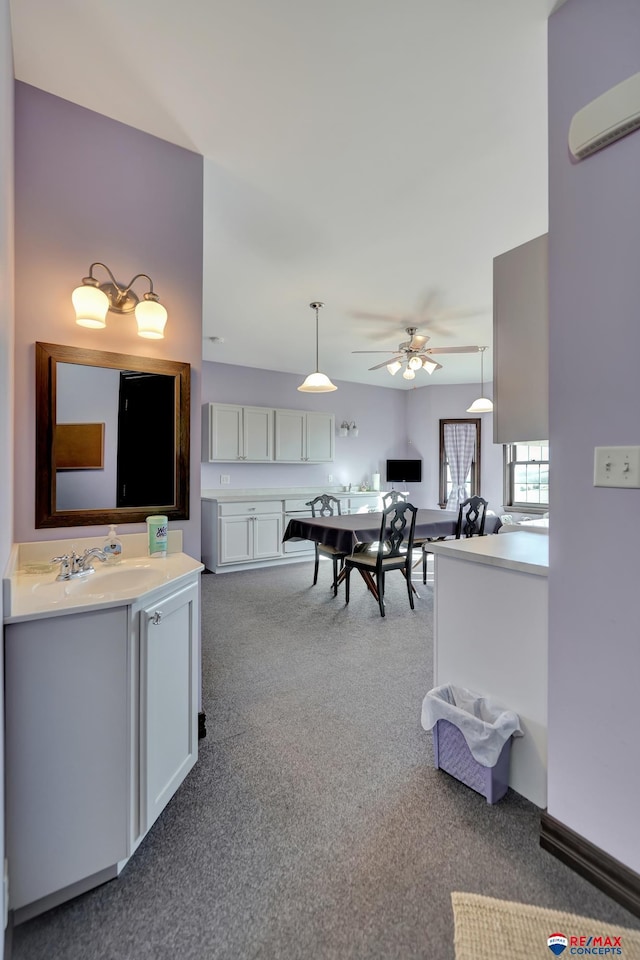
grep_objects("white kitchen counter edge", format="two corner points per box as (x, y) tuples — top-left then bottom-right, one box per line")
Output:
(428, 531), (548, 577)
(201, 487), (387, 501)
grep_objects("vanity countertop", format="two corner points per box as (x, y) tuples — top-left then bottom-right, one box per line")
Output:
(3, 533), (203, 624)
(428, 530), (548, 577)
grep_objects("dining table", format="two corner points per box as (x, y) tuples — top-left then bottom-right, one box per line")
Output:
(282, 508), (502, 600)
(282, 508), (502, 555)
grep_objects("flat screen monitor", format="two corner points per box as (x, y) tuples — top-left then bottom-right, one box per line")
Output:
(386, 459), (422, 484)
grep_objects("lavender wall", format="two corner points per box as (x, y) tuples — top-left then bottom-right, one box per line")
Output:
(405, 381), (503, 512)
(14, 83), (203, 557)
(548, 1), (640, 871)
(0, 0), (13, 947)
(201, 363), (504, 509)
(201, 361), (411, 493)
(56, 365), (120, 510)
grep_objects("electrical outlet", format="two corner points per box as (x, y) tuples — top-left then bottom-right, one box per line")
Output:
(220, 474), (230, 485)
(327, 474), (333, 482)
(593, 446), (640, 487)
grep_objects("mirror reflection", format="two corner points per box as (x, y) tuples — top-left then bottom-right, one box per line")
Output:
(36, 342), (190, 528)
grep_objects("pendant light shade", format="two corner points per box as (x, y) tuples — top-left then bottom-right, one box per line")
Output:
(298, 302), (337, 393)
(466, 346), (493, 413)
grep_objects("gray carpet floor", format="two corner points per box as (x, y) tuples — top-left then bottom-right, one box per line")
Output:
(11, 559), (640, 959)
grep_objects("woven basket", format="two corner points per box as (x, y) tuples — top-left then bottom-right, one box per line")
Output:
(432, 719), (512, 804)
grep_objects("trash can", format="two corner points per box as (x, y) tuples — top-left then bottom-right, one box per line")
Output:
(421, 684), (523, 804)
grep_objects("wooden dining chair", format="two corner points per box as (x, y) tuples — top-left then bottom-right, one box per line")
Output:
(306, 494), (346, 596)
(422, 495), (488, 584)
(344, 500), (418, 617)
(381, 490), (407, 509)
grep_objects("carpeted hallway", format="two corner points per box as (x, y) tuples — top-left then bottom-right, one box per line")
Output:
(11, 560), (640, 959)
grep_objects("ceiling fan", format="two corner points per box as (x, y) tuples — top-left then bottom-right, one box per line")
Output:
(350, 289), (488, 339)
(352, 326), (481, 380)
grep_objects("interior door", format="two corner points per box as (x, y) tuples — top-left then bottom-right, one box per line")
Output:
(117, 373), (175, 507)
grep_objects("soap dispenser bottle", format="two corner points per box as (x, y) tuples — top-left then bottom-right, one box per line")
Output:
(103, 524), (123, 562)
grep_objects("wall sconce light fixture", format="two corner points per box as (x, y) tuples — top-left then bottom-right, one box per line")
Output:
(339, 421), (359, 437)
(72, 262), (168, 339)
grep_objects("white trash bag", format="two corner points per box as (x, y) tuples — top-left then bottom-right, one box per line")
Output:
(421, 684), (523, 767)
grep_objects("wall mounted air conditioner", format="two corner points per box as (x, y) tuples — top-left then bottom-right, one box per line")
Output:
(568, 71), (640, 160)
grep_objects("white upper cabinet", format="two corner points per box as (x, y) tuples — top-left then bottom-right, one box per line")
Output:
(493, 234), (549, 444)
(274, 409), (334, 462)
(203, 403), (273, 462)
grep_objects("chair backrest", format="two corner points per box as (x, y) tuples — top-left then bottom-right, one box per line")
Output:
(381, 490), (408, 510)
(306, 494), (342, 518)
(455, 496), (488, 538)
(376, 501), (418, 560)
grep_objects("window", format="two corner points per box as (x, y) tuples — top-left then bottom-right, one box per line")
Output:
(438, 419), (481, 508)
(504, 443), (549, 511)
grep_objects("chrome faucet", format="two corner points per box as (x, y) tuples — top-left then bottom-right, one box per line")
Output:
(79, 547), (108, 573)
(51, 547), (108, 581)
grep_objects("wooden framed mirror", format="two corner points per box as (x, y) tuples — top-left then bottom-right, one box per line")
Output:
(36, 342), (190, 527)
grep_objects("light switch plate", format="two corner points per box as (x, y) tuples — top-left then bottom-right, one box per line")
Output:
(593, 446), (640, 487)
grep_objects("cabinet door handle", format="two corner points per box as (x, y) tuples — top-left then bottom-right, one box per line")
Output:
(151, 611), (162, 625)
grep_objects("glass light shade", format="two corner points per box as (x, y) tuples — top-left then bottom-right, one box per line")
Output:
(350, 425), (359, 437)
(72, 284), (109, 329)
(466, 397), (494, 413)
(402, 367), (416, 380)
(298, 371), (337, 392)
(135, 299), (168, 339)
(386, 361), (402, 375)
(408, 356), (423, 371)
(339, 423), (349, 437)
(422, 358), (439, 374)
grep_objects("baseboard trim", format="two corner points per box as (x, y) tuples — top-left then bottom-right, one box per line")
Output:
(198, 710), (207, 739)
(540, 812), (640, 917)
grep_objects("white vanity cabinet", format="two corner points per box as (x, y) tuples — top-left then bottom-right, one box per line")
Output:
(203, 402), (273, 462)
(139, 580), (199, 834)
(218, 500), (283, 565)
(274, 409), (334, 462)
(5, 571), (200, 921)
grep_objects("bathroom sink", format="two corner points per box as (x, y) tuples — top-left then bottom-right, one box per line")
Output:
(30, 563), (165, 604)
(6, 551), (204, 621)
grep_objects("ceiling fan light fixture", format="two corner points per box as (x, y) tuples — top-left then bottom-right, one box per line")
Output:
(298, 301), (337, 393)
(466, 346), (493, 413)
(422, 357), (439, 374)
(402, 366), (416, 381)
(408, 355), (423, 371)
(386, 360), (402, 375)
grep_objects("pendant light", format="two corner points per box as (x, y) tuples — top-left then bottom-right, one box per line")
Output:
(466, 346), (493, 413)
(298, 301), (337, 392)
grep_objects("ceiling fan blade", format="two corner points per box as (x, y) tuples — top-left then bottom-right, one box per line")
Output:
(352, 350), (403, 355)
(368, 357), (403, 371)
(350, 310), (406, 322)
(408, 334), (429, 350)
(426, 345), (481, 355)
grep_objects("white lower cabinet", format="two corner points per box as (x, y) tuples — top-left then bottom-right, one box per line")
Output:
(139, 581), (199, 834)
(5, 574), (200, 921)
(218, 501), (283, 565)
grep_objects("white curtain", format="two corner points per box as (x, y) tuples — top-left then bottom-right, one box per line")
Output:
(444, 422), (476, 509)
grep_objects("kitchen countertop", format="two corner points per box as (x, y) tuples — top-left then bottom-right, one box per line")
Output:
(428, 530), (548, 577)
(201, 487), (390, 502)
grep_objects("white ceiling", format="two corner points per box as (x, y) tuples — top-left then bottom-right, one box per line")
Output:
(10, 0), (554, 388)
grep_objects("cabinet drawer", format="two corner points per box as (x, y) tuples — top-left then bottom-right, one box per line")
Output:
(219, 500), (282, 516)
